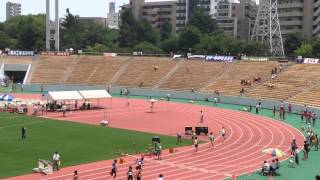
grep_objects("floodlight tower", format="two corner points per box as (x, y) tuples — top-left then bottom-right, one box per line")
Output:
(46, 0), (60, 51)
(251, 0), (284, 57)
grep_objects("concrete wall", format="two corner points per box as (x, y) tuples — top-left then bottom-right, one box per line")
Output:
(22, 84), (320, 114)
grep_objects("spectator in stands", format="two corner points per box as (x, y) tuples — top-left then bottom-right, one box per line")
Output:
(191, 88), (195, 93)
(120, 89), (123, 96)
(53, 151), (60, 171)
(274, 67), (277, 74)
(73, 170), (79, 180)
(154, 65), (159, 71)
(21, 126), (26, 140)
(240, 88), (245, 95)
(139, 82), (143, 87)
(186, 68), (189, 73)
(279, 64), (283, 72)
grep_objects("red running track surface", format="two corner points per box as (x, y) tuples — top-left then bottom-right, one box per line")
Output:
(6, 94), (304, 180)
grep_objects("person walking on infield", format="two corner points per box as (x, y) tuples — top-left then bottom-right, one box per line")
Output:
(156, 142), (162, 160)
(194, 137), (199, 152)
(21, 126), (26, 140)
(127, 166), (134, 180)
(53, 151), (60, 171)
(110, 159), (118, 179)
(208, 132), (215, 148)
(200, 110), (204, 123)
(221, 127), (226, 140)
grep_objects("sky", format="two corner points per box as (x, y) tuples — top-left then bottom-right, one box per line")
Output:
(0, 0), (258, 22)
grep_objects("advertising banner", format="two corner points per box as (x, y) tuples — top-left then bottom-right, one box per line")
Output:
(241, 56), (268, 61)
(9, 50), (34, 56)
(303, 58), (319, 64)
(206, 55), (234, 62)
(41, 51), (70, 56)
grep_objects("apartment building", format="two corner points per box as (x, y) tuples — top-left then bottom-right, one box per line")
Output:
(123, 0), (177, 33)
(108, 1), (120, 29)
(216, 0), (257, 40)
(6, 2), (21, 21)
(176, 0), (216, 32)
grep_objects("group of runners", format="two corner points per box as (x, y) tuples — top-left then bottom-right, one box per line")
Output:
(110, 156), (151, 180)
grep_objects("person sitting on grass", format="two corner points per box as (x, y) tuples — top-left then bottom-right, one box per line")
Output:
(261, 160), (270, 176)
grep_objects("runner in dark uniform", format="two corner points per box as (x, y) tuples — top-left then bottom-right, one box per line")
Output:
(127, 166), (134, 180)
(136, 168), (142, 180)
(110, 159), (117, 179)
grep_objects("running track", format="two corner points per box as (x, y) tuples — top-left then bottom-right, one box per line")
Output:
(6, 94), (305, 180)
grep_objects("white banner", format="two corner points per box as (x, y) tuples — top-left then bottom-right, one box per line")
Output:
(103, 53), (117, 57)
(303, 58), (319, 64)
(241, 56), (268, 61)
(41, 51), (70, 56)
(9, 50), (34, 56)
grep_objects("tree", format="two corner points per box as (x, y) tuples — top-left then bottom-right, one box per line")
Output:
(133, 42), (163, 54)
(60, 9), (82, 50)
(188, 9), (219, 34)
(284, 32), (304, 57)
(241, 41), (269, 56)
(294, 42), (313, 57)
(312, 37), (320, 57)
(161, 36), (179, 53)
(178, 26), (201, 52)
(160, 21), (172, 41)
(119, 9), (160, 48)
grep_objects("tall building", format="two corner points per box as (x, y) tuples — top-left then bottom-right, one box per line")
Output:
(6, 2), (21, 21)
(176, 0), (214, 32)
(122, 0), (177, 33)
(78, 17), (108, 27)
(277, 0), (313, 40)
(108, 1), (120, 29)
(216, 0), (257, 40)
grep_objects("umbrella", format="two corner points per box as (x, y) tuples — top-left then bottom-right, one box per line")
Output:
(262, 148), (286, 157)
(0, 94), (14, 101)
(0, 94), (6, 100)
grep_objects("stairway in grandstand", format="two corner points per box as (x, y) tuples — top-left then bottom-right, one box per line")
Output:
(159, 60), (229, 91)
(61, 55), (80, 84)
(288, 86), (320, 107)
(247, 64), (320, 102)
(107, 56), (134, 86)
(30, 56), (74, 84)
(25, 55), (40, 84)
(65, 56), (130, 85)
(154, 59), (184, 88)
(201, 61), (279, 96)
(114, 57), (176, 88)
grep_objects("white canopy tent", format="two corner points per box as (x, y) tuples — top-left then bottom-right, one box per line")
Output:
(78, 90), (111, 99)
(48, 91), (83, 101)
(79, 90), (112, 108)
